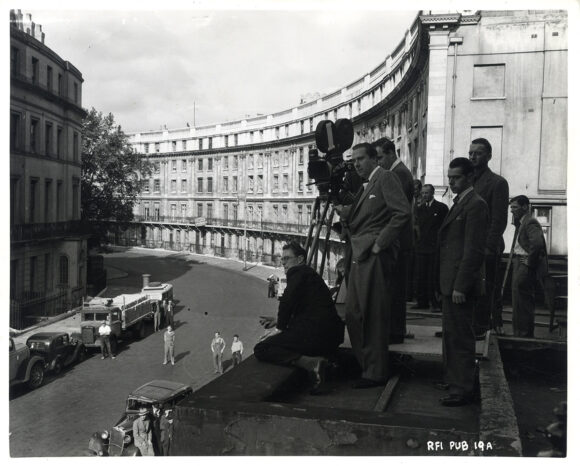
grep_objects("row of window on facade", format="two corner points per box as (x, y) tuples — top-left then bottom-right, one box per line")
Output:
(147, 146), (309, 174)
(10, 255), (70, 297)
(10, 176), (79, 225)
(10, 111), (80, 161)
(10, 46), (80, 104)
(141, 201), (314, 224)
(142, 170), (313, 195)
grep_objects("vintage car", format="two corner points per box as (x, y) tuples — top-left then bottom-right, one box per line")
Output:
(88, 380), (192, 456)
(26, 332), (86, 375)
(9, 337), (45, 390)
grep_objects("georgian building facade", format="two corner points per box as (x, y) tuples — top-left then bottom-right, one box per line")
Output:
(125, 10), (568, 268)
(10, 10), (88, 328)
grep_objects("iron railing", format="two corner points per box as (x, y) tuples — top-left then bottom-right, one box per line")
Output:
(10, 220), (84, 242)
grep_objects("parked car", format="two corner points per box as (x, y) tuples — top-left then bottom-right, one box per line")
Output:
(9, 337), (45, 390)
(88, 380), (192, 456)
(26, 332), (86, 375)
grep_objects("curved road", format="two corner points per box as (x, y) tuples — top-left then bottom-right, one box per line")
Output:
(9, 249), (277, 457)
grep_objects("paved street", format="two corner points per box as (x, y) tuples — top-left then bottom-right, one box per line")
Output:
(9, 248), (279, 457)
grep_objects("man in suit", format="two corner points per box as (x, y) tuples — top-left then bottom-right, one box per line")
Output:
(254, 241), (344, 394)
(509, 195), (548, 338)
(373, 137), (414, 343)
(336, 143), (410, 388)
(437, 157), (488, 406)
(469, 138), (510, 336)
(414, 184), (448, 311)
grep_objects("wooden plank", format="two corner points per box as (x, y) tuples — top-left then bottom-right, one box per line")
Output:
(373, 374), (400, 412)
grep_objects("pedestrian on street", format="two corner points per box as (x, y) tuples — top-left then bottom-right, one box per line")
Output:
(163, 326), (176, 365)
(98, 318), (116, 360)
(165, 300), (175, 328)
(211, 331), (226, 373)
(153, 301), (161, 332)
(159, 408), (174, 456)
(231, 334), (244, 367)
(132, 407), (154, 456)
(151, 404), (162, 455)
(160, 299), (167, 327)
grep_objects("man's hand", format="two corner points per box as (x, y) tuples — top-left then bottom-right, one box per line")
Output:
(333, 204), (344, 215)
(371, 243), (381, 254)
(519, 256), (529, 266)
(259, 316), (277, 329)
(452, 290), (466, 304)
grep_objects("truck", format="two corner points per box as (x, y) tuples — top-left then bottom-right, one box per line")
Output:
(141, 281), (173, 303)
(9, 337), (45, 390)
(79, 294), (154, 353)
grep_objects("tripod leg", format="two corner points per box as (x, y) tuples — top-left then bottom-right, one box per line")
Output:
(304, 197), (321, 254)
(307, 199), (331, 267)
(319, 207), (335, 277)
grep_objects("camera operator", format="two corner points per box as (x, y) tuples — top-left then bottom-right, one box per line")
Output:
(334, 143), (410, 388)
(254, 241), (345, 395)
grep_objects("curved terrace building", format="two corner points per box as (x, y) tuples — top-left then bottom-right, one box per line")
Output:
(126, 10), (568, 269)
(10, 10), (88, 328)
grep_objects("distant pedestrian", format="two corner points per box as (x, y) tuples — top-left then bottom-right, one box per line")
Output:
(159, 408), (174, 456)
(133, 407), (154, 456)
(163, 326), (176, 365)
(267, 275), (278, 298)
(211, 331), (226, 373)
(160, 299), (167, 327)
(231, 334), (244, 367)
(153, 302), (161, 332)
(98, 319), (116, 360)
(165, 300), (175, 328)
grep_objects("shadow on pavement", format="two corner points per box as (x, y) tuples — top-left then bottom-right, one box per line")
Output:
(174, 351), (191, 363)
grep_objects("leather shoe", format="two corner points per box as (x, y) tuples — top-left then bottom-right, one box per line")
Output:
(439, 394), (473, 407)
(352, 378), (385, 389)
(404, 332), (415, 339)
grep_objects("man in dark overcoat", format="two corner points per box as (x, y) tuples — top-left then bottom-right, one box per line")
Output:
(437, 157), (488, 406)
(254, 241), (344, 394)
(469, 138), (509, 335)
(414, 184), (448, 311)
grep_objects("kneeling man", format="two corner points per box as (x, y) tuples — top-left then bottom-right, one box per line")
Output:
(254, 241), (345, 394)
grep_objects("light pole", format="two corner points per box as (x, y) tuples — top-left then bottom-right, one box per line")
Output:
(237, 193), (247, 270)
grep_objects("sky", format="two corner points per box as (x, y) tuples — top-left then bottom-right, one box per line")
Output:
(22, 5), (418, 134)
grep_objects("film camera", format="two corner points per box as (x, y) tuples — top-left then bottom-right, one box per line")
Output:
(307, 119), (355, 202)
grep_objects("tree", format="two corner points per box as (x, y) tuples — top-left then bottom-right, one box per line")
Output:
(81, 108), (151, 247)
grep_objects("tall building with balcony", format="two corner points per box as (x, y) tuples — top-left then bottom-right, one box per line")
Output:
(10, 10), (88, 329)
(123, 10), (567, 270)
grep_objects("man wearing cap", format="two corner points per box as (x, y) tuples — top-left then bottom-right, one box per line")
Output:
(159, 408), (174, 456)
(133, 407), (154, 456)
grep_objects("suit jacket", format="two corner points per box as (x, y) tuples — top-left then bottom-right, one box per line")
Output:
(390, 161), (415, 251)
(516, 213), (549, 279)
(277, 264), (344, 344)
(341, 167), (411, 263)
(473, 167), (509, 254)
(416, 199), (449, 254)
(437, 189), (489, 296)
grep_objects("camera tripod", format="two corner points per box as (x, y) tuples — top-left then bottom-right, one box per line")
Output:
(303, 195), (337, 279)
